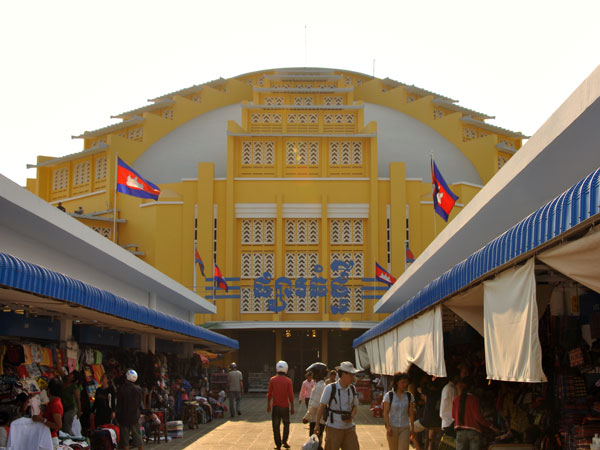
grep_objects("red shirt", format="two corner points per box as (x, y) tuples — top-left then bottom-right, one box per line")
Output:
(267, 375), (293, 408)
(44, 397), (64, 437)
(451, 393), (492, 433)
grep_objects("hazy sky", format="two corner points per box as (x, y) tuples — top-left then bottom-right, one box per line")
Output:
(1, 0), (598, 186)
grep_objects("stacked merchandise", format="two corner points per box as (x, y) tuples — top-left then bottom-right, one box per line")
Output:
(552, 293), (600, 450)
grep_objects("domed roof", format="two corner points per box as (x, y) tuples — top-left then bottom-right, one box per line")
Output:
(135, 102), (482, 186)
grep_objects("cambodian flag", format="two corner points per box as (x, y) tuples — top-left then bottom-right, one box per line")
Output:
(214, 264), (229, 293)
(195, 249), (205, 277)
(375, 262), (396, 286)
(431, 158), (458, 222)
(116, 158), (161, 200)
(406, 246), (415, 264)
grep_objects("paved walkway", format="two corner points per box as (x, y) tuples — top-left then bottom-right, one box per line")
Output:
(146, 393), (388, 450)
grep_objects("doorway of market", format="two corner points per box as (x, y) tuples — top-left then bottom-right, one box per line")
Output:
(281, 328), (321, 391)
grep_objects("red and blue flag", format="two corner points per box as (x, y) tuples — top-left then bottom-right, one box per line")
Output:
(214, 264), (229, 293)
(406, 246), (415, 264)
(375, 262), (396, 286)
(116, 157), (161, 200)
(431, 158), (458, 222)
(195, 248), (205, 277)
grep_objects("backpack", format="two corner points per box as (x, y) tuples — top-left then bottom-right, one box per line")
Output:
(324, 383), (357, 423)
(385, 390), (413, 416)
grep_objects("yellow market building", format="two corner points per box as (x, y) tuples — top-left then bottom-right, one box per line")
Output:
(26, 67), (525, 390)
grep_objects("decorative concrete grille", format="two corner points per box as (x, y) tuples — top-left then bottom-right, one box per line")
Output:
(162, 109), (174, 120)
(52, 167), (69, 191)
(330, 219), (363, 245)
(128, 127), (143, 141)
(329, 251), (363, 278)
(284, 252), (319, 278)
(241, 142), (275, 166)
(191, 95), (202, 103)
(499, 138), (515, 149)
(95, 156), (107, 180)
(329, 141), (362, 166)
(73, 161), (91, 186)
(462, 127), (478, 141)
(285, 219), (319, 244)
(92, 226), (111, 239)
(241, 252), (275, 279)
(497, 155), (510, 170)
(241, 219), (275, 244)
(433, 107), (445, 119)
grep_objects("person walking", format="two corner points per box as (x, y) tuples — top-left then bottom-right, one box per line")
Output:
(227, 362), (243, 418)
(452, 377), (498, 450)
(315, 361), (360, 450)
(303, 362), (328, 450)
(91, 374), (116, 427)
(383, 372), (416, 450)
(299, 371), (315, 409)
(439, 368), (459, 434)
(116, 369), (145, 450)
(61, 370), (81, 435)
(267, 360), (294, 450)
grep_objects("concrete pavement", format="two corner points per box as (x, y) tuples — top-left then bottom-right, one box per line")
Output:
(145, 393), (388, 450)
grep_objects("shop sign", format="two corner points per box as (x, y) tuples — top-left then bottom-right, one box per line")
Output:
(253, 260), (354, 314)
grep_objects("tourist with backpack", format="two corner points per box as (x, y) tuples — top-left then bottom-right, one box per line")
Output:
(314, 361), (360, 450)
(383, 372), (416, 450)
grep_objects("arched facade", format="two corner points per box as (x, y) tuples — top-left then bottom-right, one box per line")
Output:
(27, 68), (525, 389)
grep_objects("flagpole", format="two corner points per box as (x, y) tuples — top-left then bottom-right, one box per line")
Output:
(431, 152), (437, 238)
(113, 153), (118, 243)
(213, 262), (216, 306)
(193, 247), (197, 293)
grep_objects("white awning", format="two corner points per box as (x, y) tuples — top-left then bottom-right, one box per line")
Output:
(358, 306), (446, 377)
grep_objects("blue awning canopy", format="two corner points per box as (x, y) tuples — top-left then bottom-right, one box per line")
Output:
(354, 166), (600, 348)
(0, 252), (238, 351)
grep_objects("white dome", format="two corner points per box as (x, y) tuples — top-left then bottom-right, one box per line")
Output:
(364, 102), (482, 184)
(135, 102), (482, 186)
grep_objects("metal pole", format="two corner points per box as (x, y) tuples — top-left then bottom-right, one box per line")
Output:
(113, 153), (118, 243)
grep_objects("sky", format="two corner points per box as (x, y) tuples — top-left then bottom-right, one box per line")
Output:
(1, 0), (598, 186)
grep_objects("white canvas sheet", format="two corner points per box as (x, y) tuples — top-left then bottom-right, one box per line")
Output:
(362, 306), (446, 377)
(445, 284), (485, 335)
(538, 227), (600, 294)
(354, 344), (370, 370)
(483, 258), (547, 382)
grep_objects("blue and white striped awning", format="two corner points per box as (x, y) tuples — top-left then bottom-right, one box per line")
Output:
(0, 252), (239, 350)
(354, 166), (600, 348)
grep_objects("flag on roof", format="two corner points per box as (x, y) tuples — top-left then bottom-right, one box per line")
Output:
(406, 246), (415, 264)
(214, 264), (229, 293)
(431, 158), (458, 222)
(375, 262), (396, 286)
(116, 157), (161, 201)
(194, 248), (205, 277)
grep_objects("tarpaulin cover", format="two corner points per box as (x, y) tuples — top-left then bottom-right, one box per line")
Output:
(362, 306), (446, 377)
(539, 227), (600, 295)
(483, 258), (546, 382)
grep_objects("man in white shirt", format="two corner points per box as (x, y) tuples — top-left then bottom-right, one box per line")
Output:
(315, 361), (360, 450)
(439, 369), (459, 432)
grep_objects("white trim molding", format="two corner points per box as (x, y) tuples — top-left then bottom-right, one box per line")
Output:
(282, 203), (322, 218)
(235, 203), (277, 218)
(139, 201), (184, 208)
(327, 203), (369, 218)
(49, 190), (107, 205)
